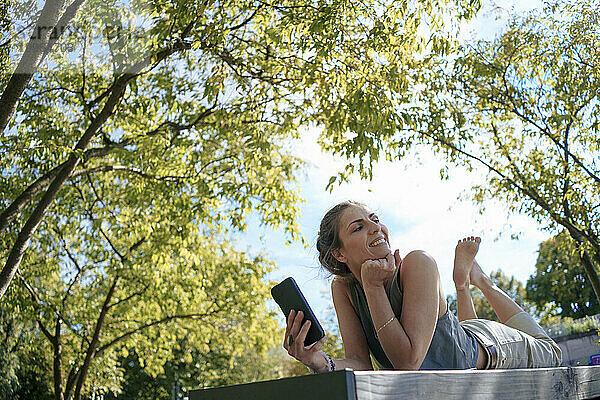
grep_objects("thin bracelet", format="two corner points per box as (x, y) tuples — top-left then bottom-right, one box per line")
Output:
(376, 316), (396, 335)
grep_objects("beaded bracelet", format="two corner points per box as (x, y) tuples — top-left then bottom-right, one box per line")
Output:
(324, 352), (336, 372)
(308, 351), (335, 374)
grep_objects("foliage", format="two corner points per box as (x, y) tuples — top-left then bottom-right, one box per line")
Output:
(5, 232), (282, 399)
(543, 314), (600, 338)
(526, 231), (600, 319)
(447, 269), (535, 322)
(105, 350), (171, 400)
(1, 0), (480, 398)
(0, 304), (24, 399)
(0, 304), (54, 400)
(10, 349), (54, 400)
(321, 0), (600, 303)
(106, 339), (290, 400)
(105, 323), (344, 398)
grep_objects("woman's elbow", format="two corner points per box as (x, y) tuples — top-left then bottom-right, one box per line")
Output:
(393, 361), (421, 371)
(392, 352), (424, 371)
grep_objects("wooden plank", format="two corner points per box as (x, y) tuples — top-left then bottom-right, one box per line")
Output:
(577, 366), (600, 399)
(189, 366), (600, 400)
(189, 369), (356, 400)
(353, 366), (600, 400)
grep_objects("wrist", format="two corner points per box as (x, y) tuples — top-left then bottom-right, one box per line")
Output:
(363, 282), (386, 293)
(308, 351), (334, 373)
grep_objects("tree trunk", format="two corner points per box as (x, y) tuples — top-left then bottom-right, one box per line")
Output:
(0, 0), (66, 132)
(568, 230), (600, 307)
(0, 73), (130, 299)
(72, 276), (118, 400)
(0, 39), (191, 300)
(53, 318), (65, 400)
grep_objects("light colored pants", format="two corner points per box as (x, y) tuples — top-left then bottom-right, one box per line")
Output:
(460, 312), (562, 369)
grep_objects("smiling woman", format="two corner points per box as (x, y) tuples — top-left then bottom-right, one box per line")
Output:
(282, 200), (562, 373)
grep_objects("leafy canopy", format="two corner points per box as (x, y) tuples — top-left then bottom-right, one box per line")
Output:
(1, 0), (481, 398)
(322, 0), (600, 303)
(526, 231), (600, 320)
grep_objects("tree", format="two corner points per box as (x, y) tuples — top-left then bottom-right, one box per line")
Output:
(447, 269), (535, 322)
(526, 231), (600, 320)
(0, 0), (479, 299)
(1, 0), (480, 397)
(105, 333), (289, 399)
(4, 234), (283, 400)
(321, 0), (600, 304)
(0, 303), (54, 400)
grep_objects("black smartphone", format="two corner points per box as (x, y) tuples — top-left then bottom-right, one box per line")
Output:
(271, 277), (325, 347)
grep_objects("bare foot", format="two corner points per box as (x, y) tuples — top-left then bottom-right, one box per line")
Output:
(453, 236), (481, 290)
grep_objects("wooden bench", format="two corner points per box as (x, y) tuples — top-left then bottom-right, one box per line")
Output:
(189, 366), (600, 400)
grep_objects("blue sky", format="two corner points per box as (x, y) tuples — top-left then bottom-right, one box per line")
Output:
(235, 0), (549, 330)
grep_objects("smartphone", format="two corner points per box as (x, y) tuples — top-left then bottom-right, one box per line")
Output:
(271, 277), (325, 347)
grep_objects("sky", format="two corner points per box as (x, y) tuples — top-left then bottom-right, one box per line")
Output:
(234, 0), (549, 330)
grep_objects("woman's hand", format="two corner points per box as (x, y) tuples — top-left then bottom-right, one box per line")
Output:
(283, 310), (328, 372)
(360, 249), (401, 290)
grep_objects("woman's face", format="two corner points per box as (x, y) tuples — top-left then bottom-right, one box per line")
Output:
(333, 205), (392, 275)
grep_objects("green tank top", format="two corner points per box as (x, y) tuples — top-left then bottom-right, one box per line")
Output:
(348, 270), (478, 370)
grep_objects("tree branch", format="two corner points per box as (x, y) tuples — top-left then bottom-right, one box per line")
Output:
(95, 309), (222, 357)
(418, 125), (591, 243)
(56, 226), (84, 308)
(0, 36), (193, 300)
(492, 60), (600, 186)
(17, 270), (89, 347)
(107, 282), (150, 310)
(142, 101), (218, 138)
(16, 272), (55, 343)
(227, 5), (263, 32)
(77, 164), (194, 182)
(73, 182), (124, 261)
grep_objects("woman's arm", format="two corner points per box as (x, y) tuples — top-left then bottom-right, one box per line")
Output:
(283, 277), (373, 372)
(362, 250), (441, 370)
(330, 277), (373, 370)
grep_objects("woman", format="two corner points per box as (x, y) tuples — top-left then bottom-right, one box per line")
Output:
(283, 200), (561, 372)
